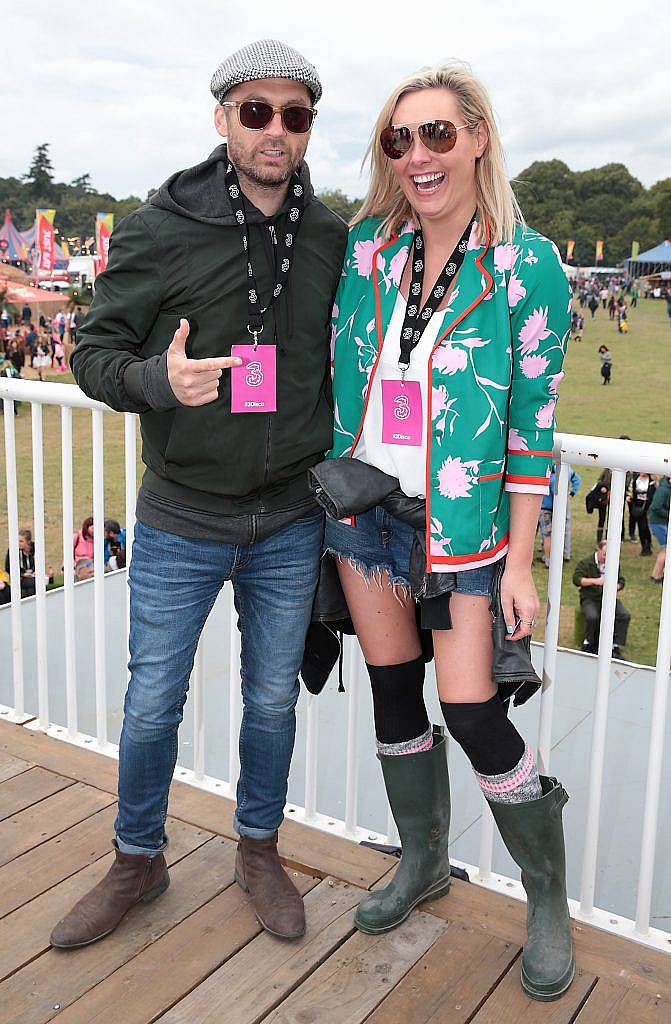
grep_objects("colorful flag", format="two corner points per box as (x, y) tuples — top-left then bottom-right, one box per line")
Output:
(631, 240), (640, 260)
(36, 209), (56, 272)
(566, 240), (575, 262)
(595, 240), (603, 263)
(95, 213), (114, 273)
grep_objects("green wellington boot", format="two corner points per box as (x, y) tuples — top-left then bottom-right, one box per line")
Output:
(489, 776), (575, 1001)
(355, 727), (451, 934)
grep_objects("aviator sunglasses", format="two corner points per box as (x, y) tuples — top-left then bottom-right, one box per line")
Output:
(221, 100), (317, 134)
(380, 119), (471, 159)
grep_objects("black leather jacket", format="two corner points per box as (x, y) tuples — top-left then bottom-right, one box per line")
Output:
(301, 458), (541, 707)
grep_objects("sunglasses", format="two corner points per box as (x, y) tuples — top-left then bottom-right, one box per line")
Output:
(221, 100), (317, 135)
(380, 119), (470, 160)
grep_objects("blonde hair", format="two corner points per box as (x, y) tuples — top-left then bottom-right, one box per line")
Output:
(352, 61), (524, 245)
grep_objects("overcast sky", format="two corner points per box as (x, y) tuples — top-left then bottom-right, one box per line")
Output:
(2, 0), (669, 210)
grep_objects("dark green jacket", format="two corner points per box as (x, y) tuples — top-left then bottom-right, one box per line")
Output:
(573, 554), (625, 603)
(72, 145), (347, 515)
(649, 476), (671, 526)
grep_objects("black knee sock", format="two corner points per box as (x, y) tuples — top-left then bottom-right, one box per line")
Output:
(440, 694), (524, 774)
(440, 695), (541, 803)
(366, 656), (430, 748)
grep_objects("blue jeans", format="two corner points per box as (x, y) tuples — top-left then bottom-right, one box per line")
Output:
(115, 511), (323, 854)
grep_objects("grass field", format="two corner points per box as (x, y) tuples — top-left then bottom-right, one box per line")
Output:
(1, 297), (668, 665)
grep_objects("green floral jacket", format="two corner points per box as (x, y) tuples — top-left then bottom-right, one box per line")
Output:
(327, 216), (571, 572)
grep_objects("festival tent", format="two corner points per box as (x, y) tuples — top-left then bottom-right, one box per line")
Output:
(625, 240), (671, 277)
(19, 221), (70, 267)
(0, 210), (30, 261)
(0, 275), (70, 321)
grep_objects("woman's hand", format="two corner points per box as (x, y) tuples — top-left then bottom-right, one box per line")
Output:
(500, 563), (540, 641)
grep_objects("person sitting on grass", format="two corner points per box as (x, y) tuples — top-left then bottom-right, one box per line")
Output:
(573, 540), (630, 658)
(103, 519), (127, 570)
(4, 528), (54, 596)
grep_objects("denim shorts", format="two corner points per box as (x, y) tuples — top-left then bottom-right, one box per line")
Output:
(324, 505), (495, 596)
(650, 522), (668, 548)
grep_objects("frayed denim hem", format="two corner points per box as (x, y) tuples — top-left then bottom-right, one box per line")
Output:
(323, 548), (412, 605)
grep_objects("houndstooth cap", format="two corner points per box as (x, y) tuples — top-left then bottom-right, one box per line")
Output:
(210, 39), (322, 104)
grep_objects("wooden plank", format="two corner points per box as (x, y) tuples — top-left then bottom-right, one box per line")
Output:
(0, 782), (114, 868)
(160, 878), (361, 1024)
(260, 910), (447, 1024)
(470, 960), (596, 1023)
(0, 804), (112, 919)
(0, 722), (118, 794)
(425, 876), (671, 1001)
(0, 749), (33, 783)
(366, 923), (520, 1024)
(0, 766), (74, 821)
(0, 836), (235, 1024)
(574, 978), (670, 1023)
(0, 721), (394, 888)
(168, 784), (394, 889)
(54, 872), (323, 1024)
(0, 817), (211, 983)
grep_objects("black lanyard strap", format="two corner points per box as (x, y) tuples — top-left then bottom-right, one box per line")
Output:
(225, 159), (305, 341)
(399, 215), (474, 375)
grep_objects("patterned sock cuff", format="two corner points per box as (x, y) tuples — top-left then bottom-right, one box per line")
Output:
(377, 726), (434, 757)
(474, 744), (543, 804)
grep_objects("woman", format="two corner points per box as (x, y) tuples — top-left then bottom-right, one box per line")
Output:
(626, 471), (655, 554)
(598, 344), (612, 384)
(73, 516), (94, 570)
(324, 63), (573, 1001)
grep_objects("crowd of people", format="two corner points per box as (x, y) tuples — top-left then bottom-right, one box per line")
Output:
(0, 304), (86, 388)
(0, 517), (127, 605)
(538, 460), (669, 659)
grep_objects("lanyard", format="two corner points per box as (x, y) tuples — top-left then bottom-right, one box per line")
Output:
(225, 159), (305, 345)
(398, 215), (474, 377)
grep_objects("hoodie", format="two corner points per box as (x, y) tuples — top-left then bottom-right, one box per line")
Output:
(71, 145), (347, 530)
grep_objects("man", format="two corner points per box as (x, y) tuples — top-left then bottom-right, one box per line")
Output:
(51, 39), (346, 949)
(103, 518), (126, 569)
(24, 322), (38, 368)
(538, 465), (580, 567)
(573, 540), (630, 658)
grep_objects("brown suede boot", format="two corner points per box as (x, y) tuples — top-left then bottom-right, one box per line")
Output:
(234, 833), (305, 939)
(50, 844), (170, 949)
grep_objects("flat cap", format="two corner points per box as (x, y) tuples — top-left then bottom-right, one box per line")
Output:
(210, 39), (322, 104)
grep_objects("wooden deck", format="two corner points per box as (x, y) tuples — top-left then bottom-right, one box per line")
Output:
(0, 720), (669, 1024)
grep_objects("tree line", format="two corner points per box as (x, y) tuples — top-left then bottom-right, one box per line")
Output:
(2, 145), (669, 265)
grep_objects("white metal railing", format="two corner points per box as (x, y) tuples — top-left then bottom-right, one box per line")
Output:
(1, 377), (670, 953)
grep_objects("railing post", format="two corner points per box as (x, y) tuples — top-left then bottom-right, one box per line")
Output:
(634, 501), (671, 935)
(344, 636), (361, 836)
(31, 403), (49, 729)
(3, 398), (25, 717)
(124, 413), (136, 689)
(91, 409), (107, 746)
(61, 406), (77, 737)
(538, 458), (570, 773)
(579, 468), (626, 916)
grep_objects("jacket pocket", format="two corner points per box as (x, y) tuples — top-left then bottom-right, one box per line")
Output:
(478, 460), (505, 537)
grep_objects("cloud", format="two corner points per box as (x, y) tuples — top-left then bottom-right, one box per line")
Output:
(2, 0), (668, 209)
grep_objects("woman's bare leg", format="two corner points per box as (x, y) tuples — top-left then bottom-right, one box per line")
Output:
(432, 593), (496, 703)
(336, 559), (421, 666)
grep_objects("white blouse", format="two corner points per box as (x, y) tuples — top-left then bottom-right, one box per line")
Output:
(353, 292), (448, 498)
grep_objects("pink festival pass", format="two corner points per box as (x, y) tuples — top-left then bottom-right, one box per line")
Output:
(230, 344), (277, 413)
(381, 379), (423, 446)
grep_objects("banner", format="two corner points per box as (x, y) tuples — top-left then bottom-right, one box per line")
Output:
(631, 240), (640, 261)
(595, 239), (604, 263)
(36, 209), (56, 272)
(95, 213), (114, 273)
(566, 239), (575, 262)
